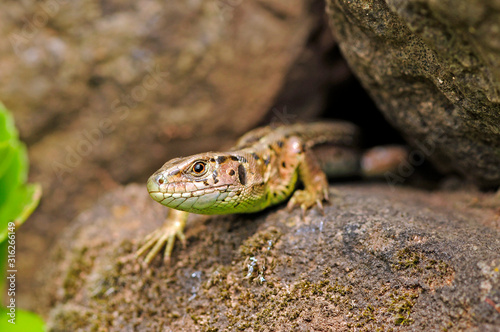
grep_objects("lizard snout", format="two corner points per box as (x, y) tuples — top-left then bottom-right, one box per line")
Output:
(147, 173), (167, 201)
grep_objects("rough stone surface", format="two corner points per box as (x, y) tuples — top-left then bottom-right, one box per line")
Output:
(40, 184), (500, 331)
(326, 0), (500, 188)
(1, 0), (345, 308)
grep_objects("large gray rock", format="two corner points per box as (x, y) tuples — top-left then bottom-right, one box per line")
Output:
(40, 184), (500, 330)
(326, 0), (500, 188)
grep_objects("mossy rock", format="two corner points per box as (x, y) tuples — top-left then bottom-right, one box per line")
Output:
(39, 184), (500, 330)
(326, 0), (500, 187)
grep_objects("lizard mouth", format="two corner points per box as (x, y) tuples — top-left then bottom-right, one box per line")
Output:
(147, 176), (233, 203)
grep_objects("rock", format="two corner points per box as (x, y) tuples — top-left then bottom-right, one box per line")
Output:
(3, 0), (344, 308)
(326, 0), (500, 188)
(40, 184), (500, 330)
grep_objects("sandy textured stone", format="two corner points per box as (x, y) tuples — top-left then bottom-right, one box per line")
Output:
(40, 184), (500, 331)
(326, 0), (500, 188)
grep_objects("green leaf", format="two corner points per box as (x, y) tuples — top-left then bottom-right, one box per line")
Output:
(0, 307), (45, 332)
(0, 102), (18, 142)
(0, 141), (16, 180)
(0, 144), (27, 208)
(0, 103), (38, 232)
(0, 103), (44, 330)
(0, 183), (42, 242)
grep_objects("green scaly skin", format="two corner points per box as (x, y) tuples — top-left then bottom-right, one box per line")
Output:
(137, 121), (405, 264)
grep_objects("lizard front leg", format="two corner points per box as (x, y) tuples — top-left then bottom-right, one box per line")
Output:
(136, 208), (189, 264)
(288, 150), (329, 212)
(274, 136), (329, 213)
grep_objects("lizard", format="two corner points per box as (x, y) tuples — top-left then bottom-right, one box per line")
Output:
(137, 121), (407, 264)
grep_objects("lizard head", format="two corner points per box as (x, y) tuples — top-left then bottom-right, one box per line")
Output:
(147, 153), (254, 214)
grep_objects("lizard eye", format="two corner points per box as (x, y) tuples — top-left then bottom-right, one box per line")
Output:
(191, 161), (207, 175)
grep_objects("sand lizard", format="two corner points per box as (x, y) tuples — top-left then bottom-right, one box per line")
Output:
(137, 121), (406, 264)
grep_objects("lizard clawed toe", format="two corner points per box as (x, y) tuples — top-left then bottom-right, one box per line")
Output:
(287, 189), (327, 216)
(323, 188), (330, 201)
(136, 209), (189, 265)
(316, 199), (325, 215)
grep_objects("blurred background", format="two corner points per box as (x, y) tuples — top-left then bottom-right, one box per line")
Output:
(2, 0), (423, 313)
